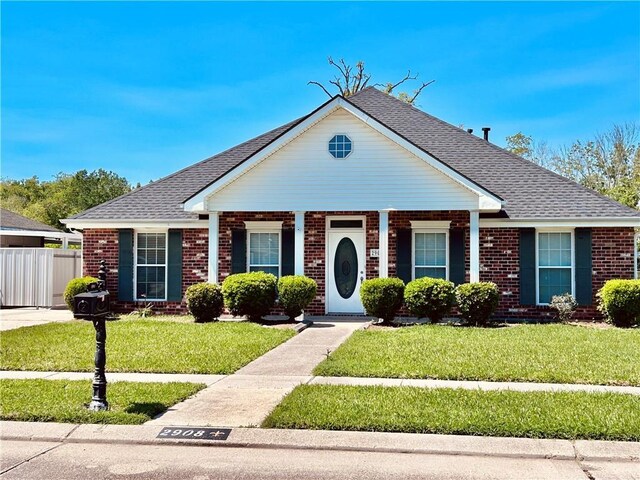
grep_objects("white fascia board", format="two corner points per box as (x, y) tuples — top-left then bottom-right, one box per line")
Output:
(183, 97), (503, 213)
(62, 219), (208, 230)
(244, 221), (283, 230)
(0, 230), (82, 240)
(480, 218), (640, 228)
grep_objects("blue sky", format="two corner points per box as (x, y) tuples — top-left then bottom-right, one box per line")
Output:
(2, 1), (639, 186)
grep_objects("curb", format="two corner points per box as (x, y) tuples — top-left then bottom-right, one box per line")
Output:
(2, 422), (638, 463)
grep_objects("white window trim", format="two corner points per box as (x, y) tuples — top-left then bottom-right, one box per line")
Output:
(246, 226), (282, 277)
(327, 133), (353, 160)
(535, 229), (575, 306)
(411, 228), (449, 281)
(133, 229), (168, 302)
(410, 220), (451, 229)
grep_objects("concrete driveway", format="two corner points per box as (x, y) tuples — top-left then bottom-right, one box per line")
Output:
(0, 307), (74, 331)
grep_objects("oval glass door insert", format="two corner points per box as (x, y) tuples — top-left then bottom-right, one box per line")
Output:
(334, 237), (358, 299)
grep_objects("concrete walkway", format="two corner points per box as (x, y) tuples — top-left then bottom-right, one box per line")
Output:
(4, 370), (639, 396)
(0, 308), (73, 331)
(146, 319), (366, 427)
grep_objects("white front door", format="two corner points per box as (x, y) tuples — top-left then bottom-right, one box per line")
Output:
(326, 221), (365, 314)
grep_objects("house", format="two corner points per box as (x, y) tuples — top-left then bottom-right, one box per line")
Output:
(1, 208), (81, 248)
(63, 87), (640, 319)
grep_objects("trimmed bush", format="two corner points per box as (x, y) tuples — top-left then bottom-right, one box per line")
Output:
(455, 282), (500, 326)
(404, 277), (455, 323)
(222, 272), (278, 322)
(277, 275), (317, 321)
(550, 293), (577, 323)
(63, 276), (99, 311)
(185, 283), (224, 323)
(597, 279), (640, 328)
(360, 278), (405, 325)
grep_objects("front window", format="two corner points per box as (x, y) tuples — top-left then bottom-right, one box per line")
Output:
(414, 231), (447, 279)
(537, 231), (573, 304)
(136, 232), (167, 300)
(248, 231), (280, 277)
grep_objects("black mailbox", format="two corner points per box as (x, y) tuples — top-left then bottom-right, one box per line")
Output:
(73, 283), (110, 319)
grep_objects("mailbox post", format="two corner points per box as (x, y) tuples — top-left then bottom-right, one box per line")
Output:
(73, 260), (111, 411)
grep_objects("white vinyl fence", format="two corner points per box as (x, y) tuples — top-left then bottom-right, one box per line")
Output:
(0, 248), (82, 307)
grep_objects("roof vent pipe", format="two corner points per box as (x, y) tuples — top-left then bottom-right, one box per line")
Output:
(482, 127), (491, 141)
(467, 128), (473, 134)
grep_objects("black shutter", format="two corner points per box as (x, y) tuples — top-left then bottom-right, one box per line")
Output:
(519, 228), (536, 305)
(396, 228), (412, 284)
(118, 229), (134, 301)
(575, 228), (593, 305)
(281, 229), (295, 276)
(449, 228), (465, 285)
(231, 229), (247, 274)
(167, 229), (183, 301)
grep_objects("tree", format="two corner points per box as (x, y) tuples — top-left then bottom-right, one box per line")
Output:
(505, 132), (553, 167)
(309, 57), (434, 105)
(506, 123), (640, 209)
(1, 169), (133, 230)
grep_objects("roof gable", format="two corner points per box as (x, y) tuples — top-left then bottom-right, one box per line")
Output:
(183, 96), (502, 212)
(66, 86), (640, 224)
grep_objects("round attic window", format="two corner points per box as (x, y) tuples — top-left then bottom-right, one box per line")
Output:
(328, 134), (352, 159)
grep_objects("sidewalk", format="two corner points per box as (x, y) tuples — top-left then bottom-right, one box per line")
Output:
(2, 420), (638, 463)
(4, 370), (639, 396)
(146, 319), (366, 427)
(0, 308), (73, 331)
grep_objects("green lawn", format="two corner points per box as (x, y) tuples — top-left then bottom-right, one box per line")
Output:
(0, 379), (204, 424)
(0, 318), (295, 374)
(314, 324), (640, 386)
(263, 384), (640, 441)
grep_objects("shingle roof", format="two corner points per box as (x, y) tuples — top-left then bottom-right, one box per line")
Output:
(1, 208), (61, 232)
(71, 87), (639, 221)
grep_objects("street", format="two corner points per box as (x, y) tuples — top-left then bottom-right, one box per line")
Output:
(2, 440), (638, 480)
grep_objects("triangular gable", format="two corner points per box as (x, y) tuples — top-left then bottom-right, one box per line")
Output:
(183, 96), (503, 212)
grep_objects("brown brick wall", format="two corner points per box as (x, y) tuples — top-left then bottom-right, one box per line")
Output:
(82, 228), (208, 314)
(83, 221), (636, 320)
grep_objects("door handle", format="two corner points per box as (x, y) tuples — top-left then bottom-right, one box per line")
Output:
(360, 271), (364, 282)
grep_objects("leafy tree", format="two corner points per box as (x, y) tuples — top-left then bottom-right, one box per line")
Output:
(309, 57), (434, 105)
(1, 169), (132, 229)
(506, 123), (639, 209)
(505, 132), (553, 167)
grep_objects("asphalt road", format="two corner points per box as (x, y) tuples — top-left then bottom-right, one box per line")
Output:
(2, 440), (638, 479)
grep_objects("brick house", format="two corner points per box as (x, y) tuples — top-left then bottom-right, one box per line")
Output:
(64, 87), (640, 319)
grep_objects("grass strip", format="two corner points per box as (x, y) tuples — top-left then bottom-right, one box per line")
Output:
(0, 379), (204, 424)
(0, 318), (295, 374)
(263, 384), (640, 441)
(314, 324), (640, 385)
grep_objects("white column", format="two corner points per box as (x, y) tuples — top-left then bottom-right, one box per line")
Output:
(208, 212), (219, 283)
(470, 210), (480, 283)
(294, 211), (305, 275)
(378, 210), (389, 278)
(62, 236), (69, 249)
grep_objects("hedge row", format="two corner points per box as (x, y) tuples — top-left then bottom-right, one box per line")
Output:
(360, 277), (499, 326)
(186, 273), (317, 323)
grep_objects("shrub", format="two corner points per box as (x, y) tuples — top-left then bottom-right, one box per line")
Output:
(404, 277), (455, 323)
(360, 278), (405, 325)
(63, 276), (99, 310)
(597, 279), (640, 328)
(222, 272), (278, 322)
(455, 282), (500, 326)
(185, 283), (224, 323)
(277, 275), (317, 321)
(550, 293), (577, 323)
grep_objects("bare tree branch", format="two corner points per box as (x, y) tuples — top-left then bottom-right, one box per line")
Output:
(307, 80), (333, 98)
(408, 80), (436, 104)
(386, 70), (419, 93)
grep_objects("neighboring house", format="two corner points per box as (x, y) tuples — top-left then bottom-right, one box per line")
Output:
(0, 208), (81, 248)
(64, 87), (640, 319)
